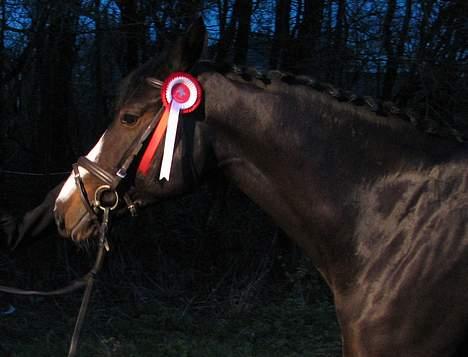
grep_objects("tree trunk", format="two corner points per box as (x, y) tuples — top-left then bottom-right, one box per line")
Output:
(36, 1), (78, 170)
(0, 0), (5, 60)
(270, 0), (291, 69)
(0, 0), (5, 121)
(294, 0), (324, 73)
(216, 0), (240, 63)
(217, 0), (229, 42)
(333, 0), (347, 85)
(120, 0), (138, 73)
(94, 0), (106, 129)
(118, 0), (144, 74)
(233, 0), (252, 65)
(409, 0), (436, 75)
(381, 0), (397, 99)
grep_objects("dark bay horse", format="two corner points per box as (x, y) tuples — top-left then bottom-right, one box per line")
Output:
(51, 19), (467, 356)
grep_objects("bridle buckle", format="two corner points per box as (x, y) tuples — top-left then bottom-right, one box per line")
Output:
(116, 168), (127, 179)
(94, 185), (119, 212)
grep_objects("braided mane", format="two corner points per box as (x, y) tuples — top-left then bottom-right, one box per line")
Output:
(118, 58), (465, 143)
(216, 64), (466, 144)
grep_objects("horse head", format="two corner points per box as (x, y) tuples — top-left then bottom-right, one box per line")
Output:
(54, 18), (213, 241)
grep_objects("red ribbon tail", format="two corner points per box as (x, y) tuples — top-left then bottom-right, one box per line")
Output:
(137, 109), (170, 175)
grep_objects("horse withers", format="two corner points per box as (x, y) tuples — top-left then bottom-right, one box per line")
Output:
(53, 18), (468, 356)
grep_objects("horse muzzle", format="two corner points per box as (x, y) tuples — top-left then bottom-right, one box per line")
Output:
(54, 204), (99, 241)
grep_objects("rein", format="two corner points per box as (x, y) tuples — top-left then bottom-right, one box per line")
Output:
(0, 198), (112, 357)
(63, 84), (165, 355)
(0, 81), (166, 356)
(1, 58), (165, 352)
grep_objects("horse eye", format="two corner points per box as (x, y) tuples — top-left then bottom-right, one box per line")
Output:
(121, 113), (139, 125)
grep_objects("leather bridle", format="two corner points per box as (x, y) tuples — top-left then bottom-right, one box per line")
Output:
(0, 70), (206, 356)
(0, 70), (209, 356)
(0, 79), (167, 357)
(71, 80), (165, 227)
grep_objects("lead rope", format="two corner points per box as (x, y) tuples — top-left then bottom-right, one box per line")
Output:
(0, 194), (115, 357)
(68, 204), (112, 357)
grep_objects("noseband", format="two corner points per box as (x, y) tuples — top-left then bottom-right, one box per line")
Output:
(72, 80), (165, 225)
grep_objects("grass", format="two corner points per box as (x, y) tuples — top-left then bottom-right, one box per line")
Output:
(1, 180), (342, 356)
(0, 283), (341, 356)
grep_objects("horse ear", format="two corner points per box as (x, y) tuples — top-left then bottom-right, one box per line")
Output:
(167, 16), (207, 71)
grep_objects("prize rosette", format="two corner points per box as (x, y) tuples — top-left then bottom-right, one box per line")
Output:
(137, 72), (202, 180)
(161, 72), (202, 114)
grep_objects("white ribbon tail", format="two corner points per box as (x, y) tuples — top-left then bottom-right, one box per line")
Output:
(159, 102), (181, 180)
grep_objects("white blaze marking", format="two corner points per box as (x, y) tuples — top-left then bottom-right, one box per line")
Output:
(55, 132), (107, 205)
(86, 132), (106, 162)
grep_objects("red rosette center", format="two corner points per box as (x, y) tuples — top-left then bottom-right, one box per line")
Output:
(161, 72), (202, 114)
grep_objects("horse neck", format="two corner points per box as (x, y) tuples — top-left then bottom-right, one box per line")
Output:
(198, 71), (459, 289)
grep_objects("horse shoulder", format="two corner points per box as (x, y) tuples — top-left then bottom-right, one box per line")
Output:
(337, 162), (468, 356)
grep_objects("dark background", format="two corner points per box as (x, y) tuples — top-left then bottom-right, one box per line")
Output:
(1, 0), (466, 172)
(0, 1), (466, 355)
